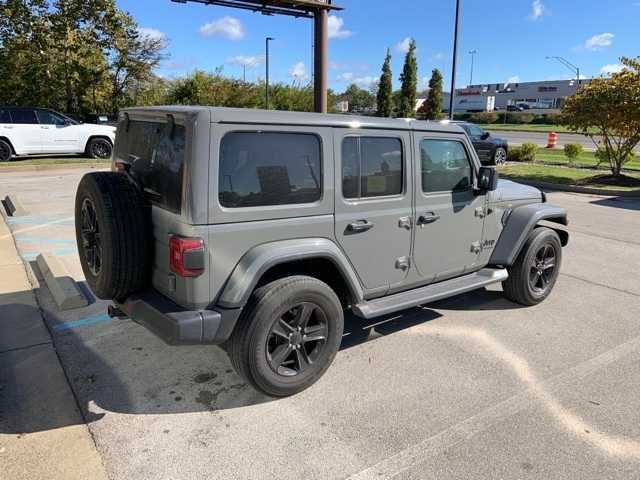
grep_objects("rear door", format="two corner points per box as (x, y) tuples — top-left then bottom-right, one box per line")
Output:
(36, 109), (80, 153)
(334, 129), (412, 293)
(6, 108), (43, 154)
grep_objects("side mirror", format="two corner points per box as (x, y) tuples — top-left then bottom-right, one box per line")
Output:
(481, 132), (490, 140)
(477, 166), (499, 191)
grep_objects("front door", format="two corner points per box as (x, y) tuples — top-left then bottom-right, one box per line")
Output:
(412, 135), (486, 283)
(334, 130), (412, 293)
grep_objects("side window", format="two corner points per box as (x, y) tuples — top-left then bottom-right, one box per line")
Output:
(420, 139), (473, 193)
(219, 132), (322, 208)
(36, 110), (66, 126)
(0, 108), (11, 124)
(11, 109), (38, 124)
(341, 136), (403, 199)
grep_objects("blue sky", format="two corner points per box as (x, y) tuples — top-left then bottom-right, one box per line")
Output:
(121, 0), (639, 92)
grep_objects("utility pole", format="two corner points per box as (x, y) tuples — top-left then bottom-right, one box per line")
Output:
(448, 0), (461, 120)
(265, 36), (274, 109)
(546, 56), (581, 87)
(468, 49), (477, 86)
(313, 9), (328, 113)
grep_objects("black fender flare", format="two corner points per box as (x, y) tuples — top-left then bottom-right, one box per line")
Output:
(490, 203), (568, 266)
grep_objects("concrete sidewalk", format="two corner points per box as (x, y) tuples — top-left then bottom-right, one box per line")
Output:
(0, 214), (107, 480)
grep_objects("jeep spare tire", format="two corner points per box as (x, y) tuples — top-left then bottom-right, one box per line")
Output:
(75, 172), (151, 301)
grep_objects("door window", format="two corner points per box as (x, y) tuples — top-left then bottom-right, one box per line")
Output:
(219, 132), (322, 208)
(420, 139), (473, 193)
(462, 123), (484, 137)
(10, 109), (38, 124)
(36, 110), (67, 126)
(342, 136), (403, 199)
(0, 108), (11, 123)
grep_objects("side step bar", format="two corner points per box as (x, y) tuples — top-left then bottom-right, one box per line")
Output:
(353, 268), (509, 319)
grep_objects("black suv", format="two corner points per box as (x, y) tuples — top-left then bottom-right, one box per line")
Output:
(454, 122), (508, 165)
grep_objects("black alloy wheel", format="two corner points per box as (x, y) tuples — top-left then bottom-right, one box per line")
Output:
(89, 138), (112, 159)
(0, 140), (12, 162)
(80, 198), (102, 276)
(529, 243), (557, 294)
(266, 302), (329, 377)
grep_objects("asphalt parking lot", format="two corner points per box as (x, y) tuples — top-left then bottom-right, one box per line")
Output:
(1, 166), (640, 480)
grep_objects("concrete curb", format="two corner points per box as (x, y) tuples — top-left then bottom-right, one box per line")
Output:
(0, 161), (109, 173)
(2, 194), (28, 216)
(36, 253), (88, 310)
(502, 177), (640, 197)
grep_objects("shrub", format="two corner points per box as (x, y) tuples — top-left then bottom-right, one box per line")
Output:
(520, 143), (538, 162)
(564, 144), (583, 166)
(507, 147), (523, 162)
(469, 112), (500, 124)
(595, 147), (636, 170)
(531, 113), (562, 125)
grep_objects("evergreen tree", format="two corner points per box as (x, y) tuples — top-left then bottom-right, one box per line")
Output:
(376, 49), (393, 117)
(419, 68), (444, 120)
(398, 39), (418, 118)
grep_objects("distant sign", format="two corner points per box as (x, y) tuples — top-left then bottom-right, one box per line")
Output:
(538, 86), (558, 92)
(458, 90), (482, 96)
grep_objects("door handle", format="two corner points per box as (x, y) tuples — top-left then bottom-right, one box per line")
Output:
(346, 220), (374, 233)
(417, 213), (440, 225)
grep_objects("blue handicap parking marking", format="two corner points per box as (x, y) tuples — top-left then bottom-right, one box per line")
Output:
(52, 313), (113, 332)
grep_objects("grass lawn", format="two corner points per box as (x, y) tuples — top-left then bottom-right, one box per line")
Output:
(532, 148), (640, 172)
(1, 156), (110, 167)
(480, 124), (597, 135)
(498, 163), (640, 192)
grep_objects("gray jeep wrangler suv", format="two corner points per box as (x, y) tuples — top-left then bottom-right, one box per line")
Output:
(74, 107), (568, 397)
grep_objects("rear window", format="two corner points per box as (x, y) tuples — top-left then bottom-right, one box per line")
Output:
(11, 109), (38, 124)
(115, 120), (186, 214)
(219, 132), (322, 208)
(0, 108), (11, 123)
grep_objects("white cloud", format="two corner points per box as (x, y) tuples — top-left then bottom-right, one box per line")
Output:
(395, 37), (412, 54)
(328, 15), (352, 39)
(530, 0), (546, 20)
(584, 33), (614, 51)
(431, 52), (445, 61)
(505, 75), (521, 87)
(337, 72), (354, 82)
(138, 27), (166, 42)
(600, 63), (624, 75)
(226, 55), (264, 68)
(199, 16), (244, 40)
(289, 61), (309, 81)
(353, 76), (377, 88)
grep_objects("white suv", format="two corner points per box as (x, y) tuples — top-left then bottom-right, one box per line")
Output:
(0, 107), (116, 162)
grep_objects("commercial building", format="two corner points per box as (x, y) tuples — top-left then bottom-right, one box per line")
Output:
(449, 79), (589, 112)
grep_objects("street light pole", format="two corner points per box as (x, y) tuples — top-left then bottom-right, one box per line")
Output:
(265, 37), (274, 109)
(449, 0), (461, 120)
(469, 49), (477, 86)
(546, 55), (581, 87)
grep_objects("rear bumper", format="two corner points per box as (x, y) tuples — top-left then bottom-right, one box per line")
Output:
(115, 290), (240, 345)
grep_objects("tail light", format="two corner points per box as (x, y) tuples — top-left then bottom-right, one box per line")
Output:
(169, 235), (205, 278)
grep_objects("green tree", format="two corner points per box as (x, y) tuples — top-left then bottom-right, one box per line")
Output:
(376, 49), (393, 117)
(562, 57), (640, 176)
(419, 69), (444, 120)
(398, 39), (418, 118)
(340, 83), (375, 112)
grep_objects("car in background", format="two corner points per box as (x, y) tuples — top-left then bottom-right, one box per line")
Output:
(454, 121), (508, 165)
(506, 104), (525, 112)
(0, 106), (116, 162)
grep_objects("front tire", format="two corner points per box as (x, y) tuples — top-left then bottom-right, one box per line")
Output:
(229, 276), (344, 397)
(493, 147), (507, 165)
(502, 227), (562, 306)
(87, 137), (113, 159)
(0, 139), (13, 162)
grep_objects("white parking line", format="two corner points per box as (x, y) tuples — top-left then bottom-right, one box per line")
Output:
(346, 326), (640, 479)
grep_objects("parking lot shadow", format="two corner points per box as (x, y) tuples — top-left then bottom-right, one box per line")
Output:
(590, 196), (640, 211)
(2, 282), (506, 434)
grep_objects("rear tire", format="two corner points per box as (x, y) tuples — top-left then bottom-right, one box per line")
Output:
(0, 139), (13, 162)
(75, 172), (151, 300)
(502, 227), (562, 306)
(229, 276), (344, 397)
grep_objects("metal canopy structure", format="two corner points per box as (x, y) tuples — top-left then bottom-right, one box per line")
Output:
(171, 0), (343, 112)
